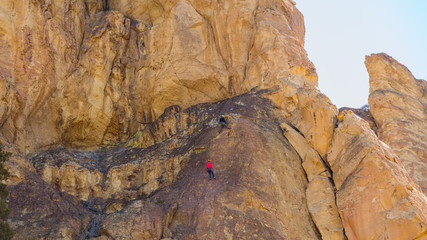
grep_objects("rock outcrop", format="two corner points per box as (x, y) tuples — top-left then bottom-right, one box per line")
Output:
(98, 91), (330, 240)
(1, 1), (426, 240)
(0, 0), (336, 155)
(8, 172), (95, 240)
(339, 107), (378, 134)
(366, 53), (427, 194)
(328, 112), (426, 240)
(8, 89), (426, 240)
(11, 91), (338, 239)
(281, 122), (345, 240)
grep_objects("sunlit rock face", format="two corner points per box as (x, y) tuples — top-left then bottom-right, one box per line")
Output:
(1, 0), (336, 155)
(11, 90), (426, 240)
(339, 107), (378, 134)
(1, 1), (426, 240)
(281, 122), (345, 240)
(108, 0), (337, 158)
(0, 0), (125, 151)
(327, 112), (427, 240)
(13, 92), (342, 240)
(99, 93), (323, 240)
(366, 53), (427, 194)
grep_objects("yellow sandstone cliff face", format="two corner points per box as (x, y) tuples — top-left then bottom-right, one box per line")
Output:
(0, 0), (336, 156)
(281, 122), (344, 240)
(366, 53), (427, 194)
(9, 90), (425, 240)
(12, 92), (335, 239)
(327, 112), (427, 240)
(1, 1), (426, 240)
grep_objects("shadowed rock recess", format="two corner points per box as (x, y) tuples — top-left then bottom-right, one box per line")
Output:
(0, 1), (426, 240)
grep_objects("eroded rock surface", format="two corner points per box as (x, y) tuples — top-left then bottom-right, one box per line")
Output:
(1, 1), (426, 240)
(14, 91), (331, 239)
(137, 93), (321, 240)
(339, 107), (378, 134)
(366, 53), (427, 194)
(282, 122), (344, 240)
(8, 172), (94, 240)
(19, 90), (424, 240)
(0, 0), (335, 154)
(327, 112), (427, 240)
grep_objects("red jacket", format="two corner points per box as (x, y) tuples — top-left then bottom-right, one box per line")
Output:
(206, 162), (213, 169)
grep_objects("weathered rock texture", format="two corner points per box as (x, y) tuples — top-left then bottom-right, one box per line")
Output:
(339, 107), (378, 134)
(31, 145), (188, 202)
(0, 0), (337, 157)
(366, 53), (427, 194)
(281, 122), (345, 240)
(8, 172), (95, 240)
(8, 89), (426, 240)
(1, 1), (426, 240)
(327, 112), (427, 240)
(12, 92), (338, 239)
(100, 92), (329, 240)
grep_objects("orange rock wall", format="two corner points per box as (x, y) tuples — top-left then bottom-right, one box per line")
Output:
(366, 53), (427, 194)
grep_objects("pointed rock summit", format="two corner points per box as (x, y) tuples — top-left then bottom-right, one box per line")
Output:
(366, 53), (427, 194)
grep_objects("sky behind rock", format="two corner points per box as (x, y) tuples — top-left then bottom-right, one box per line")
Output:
(294, 0), (427, 108)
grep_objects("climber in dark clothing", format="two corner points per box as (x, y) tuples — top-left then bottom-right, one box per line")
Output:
(218, 115), (231, 133)
(206, 159), (216, 180)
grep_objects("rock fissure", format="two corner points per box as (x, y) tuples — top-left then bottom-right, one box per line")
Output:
(336, 149), (376, 192)
(281, 121), (345, 240)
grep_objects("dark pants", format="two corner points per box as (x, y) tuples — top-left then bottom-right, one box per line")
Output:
(218, 122), (231, 133)
(207, 168), (215, 179)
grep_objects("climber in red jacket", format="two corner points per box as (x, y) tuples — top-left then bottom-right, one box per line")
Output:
(206, 160), (216, 180)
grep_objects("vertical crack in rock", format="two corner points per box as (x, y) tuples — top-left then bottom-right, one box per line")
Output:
(281, 121), (346, 240)
(243, 6), (258, 85)
(88, 214), (102, 238)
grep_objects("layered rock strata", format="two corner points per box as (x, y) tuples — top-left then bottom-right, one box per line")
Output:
(366, 53), (427, 194)
(101, 92), (322, 239)
(11, 90), (426, 240)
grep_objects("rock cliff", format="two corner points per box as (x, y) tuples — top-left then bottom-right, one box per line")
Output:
(1, 0), (328, 154)
(328, 111), (426, 240)
(0, 1), (426, 240)
(365, 53), (427, 194)
(9, 91), (344, 239)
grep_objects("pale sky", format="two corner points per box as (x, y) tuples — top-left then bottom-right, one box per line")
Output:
(293, 0), (427, 108)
